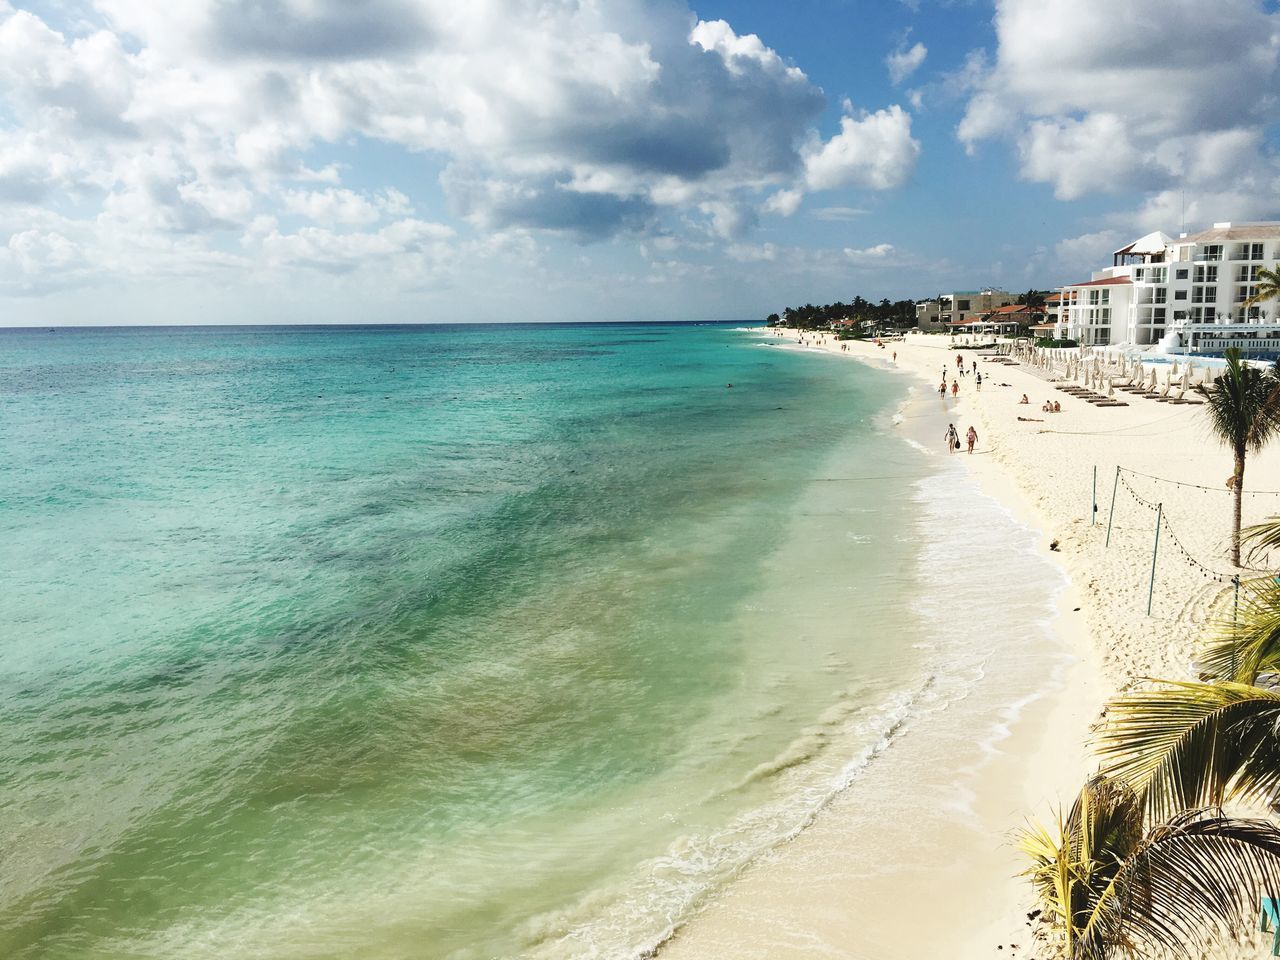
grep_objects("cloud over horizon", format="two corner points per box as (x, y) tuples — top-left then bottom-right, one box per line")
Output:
(957, 0), (1280, 230)
(0, 0), (922, 304)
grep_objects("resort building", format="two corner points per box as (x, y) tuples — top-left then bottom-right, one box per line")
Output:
(915, 288), (1016, 332)
(1055, 222), (1280, 355)
(947, 303), (1042, 336)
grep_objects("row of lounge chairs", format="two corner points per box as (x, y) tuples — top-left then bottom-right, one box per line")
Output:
(1112, 381), (1203, 404)
(1054, 385), (1129, 408)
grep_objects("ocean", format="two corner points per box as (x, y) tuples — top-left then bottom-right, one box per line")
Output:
(0, 323), (1063, 959)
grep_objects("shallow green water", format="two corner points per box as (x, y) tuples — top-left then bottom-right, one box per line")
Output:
(1, 323), (927, 959)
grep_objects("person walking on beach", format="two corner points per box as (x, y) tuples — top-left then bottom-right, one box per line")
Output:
(966, 425), (978, 453)
(939, 380), (947, 397)
(892, 351), (897, 364)
(976, 371), (982, 391)
(972, 360), (978, 375)
(945, 423), (959, 453)
(951, 379), (959, 398)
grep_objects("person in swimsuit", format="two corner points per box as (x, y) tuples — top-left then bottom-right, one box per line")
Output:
(945, 423), (959, 453)
(966, 425), (978, 453)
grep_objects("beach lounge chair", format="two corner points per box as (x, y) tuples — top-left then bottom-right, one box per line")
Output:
(1261, 898), (1280, 956)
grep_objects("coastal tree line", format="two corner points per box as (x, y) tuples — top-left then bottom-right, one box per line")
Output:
(765, 290), (1054, 331)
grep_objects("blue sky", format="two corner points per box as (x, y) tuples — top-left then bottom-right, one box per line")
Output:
(1, 0), (1279, 325)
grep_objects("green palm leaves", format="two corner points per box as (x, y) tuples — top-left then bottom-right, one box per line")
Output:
(1194, 348), (1280, 565)
(1021, 777), (1280, 960)
(1244, 264), (1280, 310)
(1096, 681), (1280, 821)
(1026, 516), (1280, 957)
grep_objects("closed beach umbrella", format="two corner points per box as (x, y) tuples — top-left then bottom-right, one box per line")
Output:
(1147, 367), (1157, 390)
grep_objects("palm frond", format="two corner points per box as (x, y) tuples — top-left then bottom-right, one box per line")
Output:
(1198, 583), (1280, 686)
(1094, 681), (1280, 820)
(1075, 810), (1280, 960)
(1198, 579), (1280, 683)
(1022, 779), (1280, 960)
(1244, 516), (1280, 561)
(1244, 265), (1280, 308)
(1195, 348), (1280, 455)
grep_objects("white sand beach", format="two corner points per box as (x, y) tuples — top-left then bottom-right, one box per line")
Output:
(660, 329), (1280, 959)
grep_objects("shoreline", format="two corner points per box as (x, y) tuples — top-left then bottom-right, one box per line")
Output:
(658, 327), (1280, 958)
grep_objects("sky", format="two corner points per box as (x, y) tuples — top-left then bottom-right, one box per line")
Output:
(2, 0), (1279, 325)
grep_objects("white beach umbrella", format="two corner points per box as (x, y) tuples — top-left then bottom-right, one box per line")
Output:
(1147, 367), (1157, 390)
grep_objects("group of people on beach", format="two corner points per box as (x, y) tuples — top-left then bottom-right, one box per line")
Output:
(944, 423), (979, 454)
(939, 354), (984, 398)
(1018, 394), (1063, 413)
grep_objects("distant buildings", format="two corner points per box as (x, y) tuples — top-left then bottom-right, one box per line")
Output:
(915, 289), (1016, 332)
(1053, 222), (1280, 354)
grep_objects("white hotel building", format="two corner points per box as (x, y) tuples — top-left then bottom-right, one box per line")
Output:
(1056, 222), (1280, 355)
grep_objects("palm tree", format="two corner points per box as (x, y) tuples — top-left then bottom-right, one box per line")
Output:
(1021, 776), (1280, 960)
(1245, 264), (1280, 313)
(1195, 348), (1280, 565)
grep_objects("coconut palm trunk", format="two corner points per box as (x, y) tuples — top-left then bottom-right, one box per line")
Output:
(1233, 443), (1246, 565)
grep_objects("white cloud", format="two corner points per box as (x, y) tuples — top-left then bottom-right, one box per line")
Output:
(958, 0), (1280, 215)
(845, 243), (895, 260)
(1053, 230), (1124, 279)
(886, 41), (927, 85)
(810, 206), (868, 221)
(762, 188), (802, 216)
(0, 0), (921, 301)
(281, 188), (412, 226)
(726, 242), (779, 262)
(803, 106), (921, 191)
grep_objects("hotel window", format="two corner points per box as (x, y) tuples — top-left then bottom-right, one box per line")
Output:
(1153, 327), (1165, 339)
(956, 299), (971, 312)
(1088, 290), (1100, 305)
(1247, 242), (1264, 261)
(1175, 268), (1189, 280)
(1194, 265), (1218, 283)
(1153, 288), (1167, 304)
(1154, 308), (1166, 321)
(1100, 308), (1111, 322)
(1175, 290), (1188, 300)
(1202, 244), (1223, 262)
(1192, 286), (1216, 304)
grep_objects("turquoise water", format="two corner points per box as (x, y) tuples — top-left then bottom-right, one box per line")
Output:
(1, 324), (929, 959)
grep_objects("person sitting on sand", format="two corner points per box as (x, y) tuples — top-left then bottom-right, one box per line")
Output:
(1019, 394), (1029, 404)
(1053, 400), (1061, 413)
(1042, 400), (1052, 412)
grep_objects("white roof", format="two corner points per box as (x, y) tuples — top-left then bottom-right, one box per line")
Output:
(1113, 231), (1172, 256)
